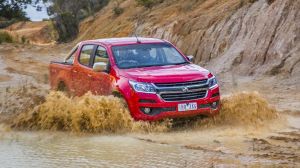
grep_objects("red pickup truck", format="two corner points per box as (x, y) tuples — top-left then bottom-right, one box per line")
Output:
(49, 37), (220, 121)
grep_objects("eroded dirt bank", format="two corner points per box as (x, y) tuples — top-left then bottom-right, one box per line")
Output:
(78, 0), (300, 79)
(4, 21), (57, 45)
(0, 44), (299, 167)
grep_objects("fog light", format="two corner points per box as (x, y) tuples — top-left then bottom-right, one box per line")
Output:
(211, 101), (219, 109)
(144, 108), (151, 114)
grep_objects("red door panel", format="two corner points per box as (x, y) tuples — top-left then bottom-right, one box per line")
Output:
(90, 71), (113, 95)
(71, 65), (92, 96)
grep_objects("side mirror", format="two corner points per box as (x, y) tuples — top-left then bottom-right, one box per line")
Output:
(93, 62), (107, 72)
(187, 55), (194, 62)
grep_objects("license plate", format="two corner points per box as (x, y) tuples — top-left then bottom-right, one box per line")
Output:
(178, 102), (197, 112)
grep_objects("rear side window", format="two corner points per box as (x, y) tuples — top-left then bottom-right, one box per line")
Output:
(66, 48), (77, 64)
(65, 45), (78, 64)
(79, 45), (94, 67)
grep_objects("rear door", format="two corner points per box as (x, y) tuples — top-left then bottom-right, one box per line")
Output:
(89, 45), (114, 95)
(72, 44), (96, 96)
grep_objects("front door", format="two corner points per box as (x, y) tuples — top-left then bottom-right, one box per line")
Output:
(89, 45), (113, 95)
(72, 44), (95, 96)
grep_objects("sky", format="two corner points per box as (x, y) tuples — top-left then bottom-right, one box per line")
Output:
(24, 2), (49, 21)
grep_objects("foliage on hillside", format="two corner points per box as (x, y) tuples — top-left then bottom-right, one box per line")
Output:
(136, 0), (164, 8)
(0, 0), (30, 21)
(0, 31), (13, 44)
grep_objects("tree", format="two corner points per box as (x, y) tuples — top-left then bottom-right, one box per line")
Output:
(43, 0), (109, 42)
(0, 0), (34, 21)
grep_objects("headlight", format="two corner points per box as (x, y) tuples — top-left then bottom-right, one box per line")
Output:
(129, 81), (156, 93)
(208, 76), (218, 89)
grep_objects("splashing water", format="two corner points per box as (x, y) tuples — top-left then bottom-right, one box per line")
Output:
(193, 92), (279, 129)
(11, 92), (171, 133)
(10, 91), (279, 133)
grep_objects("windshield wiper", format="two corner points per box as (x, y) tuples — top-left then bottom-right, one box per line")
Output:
(140, 62), (189, 68)
(121, 62), (189, 69)
(171, 62), (189, 65)
(141, 64), (167, 68)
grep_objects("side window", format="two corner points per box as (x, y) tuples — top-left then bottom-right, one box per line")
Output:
(65, 45), (78, 64)
(79, 45), (94, 67)
(94, 46), (108, 64)
(66, 49), (76, 64)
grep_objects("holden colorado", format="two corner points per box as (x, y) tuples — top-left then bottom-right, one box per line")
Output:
(49, 37), (220, 121)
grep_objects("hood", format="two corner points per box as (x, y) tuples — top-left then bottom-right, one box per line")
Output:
(119, 64), (211, 83)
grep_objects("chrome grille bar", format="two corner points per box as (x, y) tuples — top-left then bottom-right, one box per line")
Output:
(153, 79), (208, 102)
(154, 79), (208, 87)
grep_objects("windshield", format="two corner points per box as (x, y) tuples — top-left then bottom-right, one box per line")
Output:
(112, 43), (188, 69)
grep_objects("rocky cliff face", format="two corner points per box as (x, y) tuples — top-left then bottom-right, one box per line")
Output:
(78, 0), (299, 79)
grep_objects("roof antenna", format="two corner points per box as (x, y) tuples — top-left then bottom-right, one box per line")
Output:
(134, 34), (141, 43)
(133, 13), (142, 43)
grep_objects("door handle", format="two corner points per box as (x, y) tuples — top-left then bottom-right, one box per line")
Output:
(88, 74), (92, 78)
(72, 70), (78, 73)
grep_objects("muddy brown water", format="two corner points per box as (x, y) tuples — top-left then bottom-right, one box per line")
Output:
(0, 115), (299, 167)
(0, 133), (283, 167)
(1, 91), (299, 167)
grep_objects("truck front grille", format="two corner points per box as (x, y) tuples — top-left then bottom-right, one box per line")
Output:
(154, 79), (208, 102)
(160, 90), (207, 101)
(155, 79), (208, 87)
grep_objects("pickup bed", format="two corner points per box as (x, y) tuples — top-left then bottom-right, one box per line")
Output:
(50, 37), (220, 121)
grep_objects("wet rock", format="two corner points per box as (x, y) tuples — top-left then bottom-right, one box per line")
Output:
(269, 135), (300, 142)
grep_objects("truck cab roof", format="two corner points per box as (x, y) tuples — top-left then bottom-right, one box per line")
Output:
(83, 37), (166, 46)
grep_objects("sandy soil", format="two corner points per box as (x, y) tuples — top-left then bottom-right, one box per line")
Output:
(0, 43), (71, 87)
(0, 43), (299, 167)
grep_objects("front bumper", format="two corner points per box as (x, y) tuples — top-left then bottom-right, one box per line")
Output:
(126, 86), (220, 121)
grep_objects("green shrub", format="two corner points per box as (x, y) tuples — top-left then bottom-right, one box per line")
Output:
(136, 0), (164, 8)
(113, 6), (124, 16)
(266, 0), (275, 5)
(0, 19), (16, 29)
(21, 36), (26, 44)
(0, 31), (13, 44)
